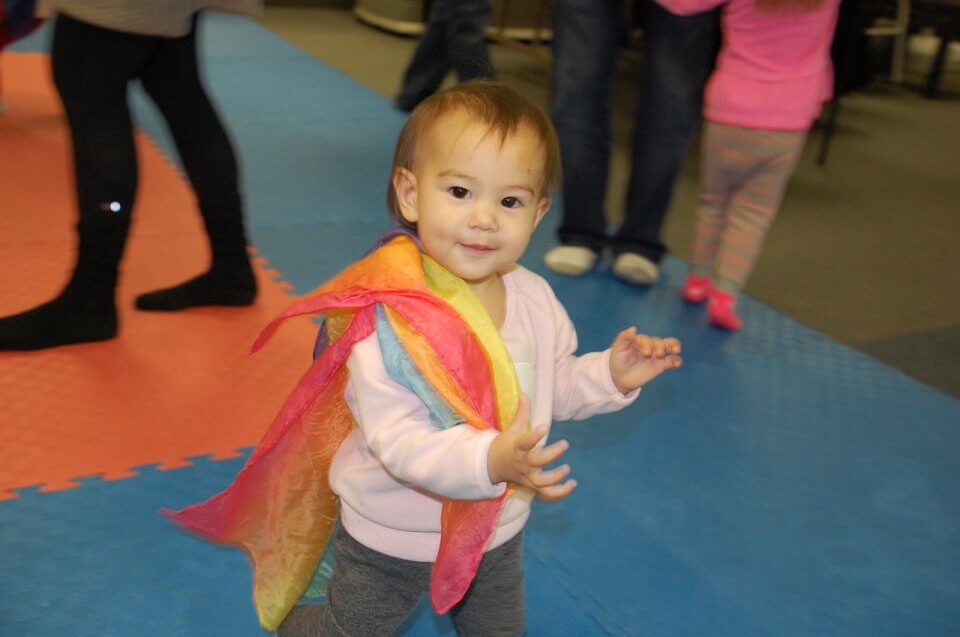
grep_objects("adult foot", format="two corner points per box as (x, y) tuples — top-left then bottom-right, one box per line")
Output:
(544, 246), (598, 276)
(612, 253), (660, 285)
(0, 295), (117, 350)
(135, 267), (257, 311)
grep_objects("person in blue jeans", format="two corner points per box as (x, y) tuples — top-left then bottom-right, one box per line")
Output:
(394, 0), (494, 112)
(546, 0), (719, 285)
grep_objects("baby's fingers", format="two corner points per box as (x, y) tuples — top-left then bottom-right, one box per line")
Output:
(664, 337), (682, 355)
(508, 394), (531, 432)
(528, 463), (571, 489)
(527, 438), (569, 467)
(516, 424), (549, 452)
(536, 479), (578, 502)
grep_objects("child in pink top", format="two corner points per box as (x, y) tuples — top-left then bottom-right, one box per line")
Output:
(278, 81), (684, 636)
(656, 0), (840, 329)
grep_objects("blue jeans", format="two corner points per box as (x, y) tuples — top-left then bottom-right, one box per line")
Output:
(550, 0), (719, 261)
(394, 0), (494, 111)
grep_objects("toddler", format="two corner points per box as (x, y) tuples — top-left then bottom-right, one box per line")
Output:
(169, 81), (682, 636)
(657, 0), (841, 330)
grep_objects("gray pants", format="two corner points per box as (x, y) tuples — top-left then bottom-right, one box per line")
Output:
(278, 521), (525, 636)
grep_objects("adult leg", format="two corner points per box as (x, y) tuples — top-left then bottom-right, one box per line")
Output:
(613, 1), (719, 263)
(450, 533), (525, 637)
(0, 15), (154, 350)
(135, 12), (256, 311)
(395, 0), (456, 111)
(276, 522), (429, 636)
(444, 0), (494, 83)
(549, 0), (621, 255)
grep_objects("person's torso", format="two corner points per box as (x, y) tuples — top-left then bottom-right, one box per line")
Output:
(706, 0), (841, 129)
(330, 266), (563, 560)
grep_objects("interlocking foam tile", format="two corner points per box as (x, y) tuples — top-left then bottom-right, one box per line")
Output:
(0, 455), (263, 636)
(4, 16), (960, 637)
(0, 53), (318, 500)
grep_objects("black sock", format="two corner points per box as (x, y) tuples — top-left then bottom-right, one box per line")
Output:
(0, 289), (117, 351)
(135, 262), (256, 311)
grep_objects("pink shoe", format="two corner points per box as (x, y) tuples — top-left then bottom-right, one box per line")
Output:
(682, 274), (713, 303)
(708, 289), (743, 331)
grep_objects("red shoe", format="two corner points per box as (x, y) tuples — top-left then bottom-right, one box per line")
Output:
(708, 289), (743, 330)
(682, 274), (713, 303)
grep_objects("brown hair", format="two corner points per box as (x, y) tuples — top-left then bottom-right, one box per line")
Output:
(386, 80), (561, 228)
(755, 0), (828, 13)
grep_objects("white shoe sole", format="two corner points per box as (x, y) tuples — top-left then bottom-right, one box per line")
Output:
(612, 253), (660, 285)
(544, 246), (598, 276)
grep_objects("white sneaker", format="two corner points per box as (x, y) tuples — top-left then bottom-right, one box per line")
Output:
(612, 252), (660, 285)
(544, 245), (598, 276)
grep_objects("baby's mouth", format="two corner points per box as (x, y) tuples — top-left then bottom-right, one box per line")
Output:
(461, 243), (495, 253)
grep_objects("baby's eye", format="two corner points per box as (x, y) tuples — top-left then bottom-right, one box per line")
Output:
(501, 196), (523, 209)
(449, 186), (470, 199)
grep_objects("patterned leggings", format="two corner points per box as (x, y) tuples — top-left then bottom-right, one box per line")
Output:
(690, 121), (808, 294)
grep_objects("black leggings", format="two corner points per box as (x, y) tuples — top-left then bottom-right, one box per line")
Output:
(51, 13), (241, 241)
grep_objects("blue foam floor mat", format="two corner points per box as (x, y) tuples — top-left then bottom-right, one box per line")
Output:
(5, 15), (959, 637)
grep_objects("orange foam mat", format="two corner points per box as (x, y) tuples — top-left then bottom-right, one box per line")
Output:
(0, 53), (318, 499)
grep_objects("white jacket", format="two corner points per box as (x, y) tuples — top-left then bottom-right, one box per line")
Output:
(331, 265), (639, 562)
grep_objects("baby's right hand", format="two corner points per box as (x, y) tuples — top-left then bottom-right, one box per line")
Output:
(487, 395), (577, 501)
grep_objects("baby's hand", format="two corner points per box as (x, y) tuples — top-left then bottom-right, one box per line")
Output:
(487, 395), (577, 501)
(609, 327), (683, 394)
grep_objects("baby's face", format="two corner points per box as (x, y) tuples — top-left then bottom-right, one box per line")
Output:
(395, 112), (551, 292)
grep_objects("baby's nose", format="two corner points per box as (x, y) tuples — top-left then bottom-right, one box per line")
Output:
(469, 203), (498, 230)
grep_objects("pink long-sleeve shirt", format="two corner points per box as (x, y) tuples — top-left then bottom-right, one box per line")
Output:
(657, 0), (841, 130)
(330, 265), (639, 562)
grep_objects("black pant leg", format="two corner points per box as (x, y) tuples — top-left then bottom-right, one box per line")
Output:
(51, 14), (158, 292)
(139, 13), (249, 270)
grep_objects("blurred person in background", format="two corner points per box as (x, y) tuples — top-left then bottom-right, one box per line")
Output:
(546, 0), (719, 286)
(660, 0), (841, 330)
(394, 0), (495, 112)
(0, 1), (262, 351)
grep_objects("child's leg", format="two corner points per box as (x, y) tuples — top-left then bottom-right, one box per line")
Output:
(689, 121), (739, 279)
(277, 521), (429, 636)
(450, 533), (525, 637)
(703, 126), (806, 330)
(713, 127), (807, 295)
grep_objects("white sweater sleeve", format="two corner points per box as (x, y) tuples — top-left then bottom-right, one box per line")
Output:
(344, 332), (505, 500)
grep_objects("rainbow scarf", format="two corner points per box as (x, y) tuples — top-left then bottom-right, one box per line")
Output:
(165, 234), (520, 631)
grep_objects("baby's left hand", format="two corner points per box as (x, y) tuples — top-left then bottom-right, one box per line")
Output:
(609, 327), (682, 394)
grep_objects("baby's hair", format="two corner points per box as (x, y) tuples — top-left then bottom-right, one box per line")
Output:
(754, 0), (827, 13)
(387, 80), (560, 228)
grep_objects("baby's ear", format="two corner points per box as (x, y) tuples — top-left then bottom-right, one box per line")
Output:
(533, 195), (551, 227)
(392, 168), (419, 224)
